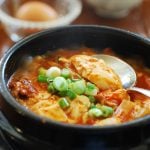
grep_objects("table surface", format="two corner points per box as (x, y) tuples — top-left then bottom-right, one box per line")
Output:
(0, 0), (150, 58)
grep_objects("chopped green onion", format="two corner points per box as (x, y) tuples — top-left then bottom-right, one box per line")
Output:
(88, 95), (96, 103)
(47, 78), (54, 83)
(48, 83), (56, 93)
(58, 98), (70, 109)
(101, 105), (114, 117)
(88, 108), (103, 118)
(67, 78), (72, 84)
(90, 103), (96, 109)
(69, 80), (86, 95)
(38, 75), (48, 82)
(53, 77), (68, 92)
(61, 68), (71, 78)
(58, 91), (67, 97)
(67, 89), (77, 100)
(85, 82), (98, 96)
(95, 104), (102, 109)
(46, 67), (61, 78)
(38, 67), (46, 76)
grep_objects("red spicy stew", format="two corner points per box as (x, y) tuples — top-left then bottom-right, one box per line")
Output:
(8, 48), (150, 126)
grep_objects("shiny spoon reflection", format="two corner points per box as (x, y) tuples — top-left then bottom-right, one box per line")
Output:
(94, 54), (150, 97)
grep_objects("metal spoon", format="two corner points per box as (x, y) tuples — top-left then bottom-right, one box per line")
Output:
(94, 54), (150, 97)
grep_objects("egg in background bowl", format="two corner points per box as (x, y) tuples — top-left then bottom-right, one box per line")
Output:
(0, 0), (82, 42)
(15, 1), (58, 22)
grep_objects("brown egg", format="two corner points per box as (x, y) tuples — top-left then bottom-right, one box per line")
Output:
(15, 1), (58, 22)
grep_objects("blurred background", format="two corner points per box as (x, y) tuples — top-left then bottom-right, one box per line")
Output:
(0, 0), (149, 56)
(0, 0), (149, 54)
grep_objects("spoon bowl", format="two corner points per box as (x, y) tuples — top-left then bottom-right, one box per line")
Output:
(94, 54), (150, 97)
(94, 54), (136, 89)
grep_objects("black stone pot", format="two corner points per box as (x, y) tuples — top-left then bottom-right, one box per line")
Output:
(0, 25), (150, 150)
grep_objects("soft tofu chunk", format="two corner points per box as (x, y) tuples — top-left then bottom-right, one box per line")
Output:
(94, 117), (121, 126)
(70, 55), (122, 91)
(32, 101), (68, 122)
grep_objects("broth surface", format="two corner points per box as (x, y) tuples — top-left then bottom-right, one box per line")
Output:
(8, 48), (150, 126)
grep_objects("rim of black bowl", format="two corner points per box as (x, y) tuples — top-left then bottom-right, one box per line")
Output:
(0, 25), (150, 131)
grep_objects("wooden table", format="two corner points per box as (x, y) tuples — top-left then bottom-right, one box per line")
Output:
(0, 0), (150, 58)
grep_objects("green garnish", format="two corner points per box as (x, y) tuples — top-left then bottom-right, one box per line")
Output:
(67, 78), (72, 84)
(38, 67), (46, 76)
(53, 77), (68, 92)
(61, 68), (71, 78)
(67, 89), (77, 100)
(101, 105), (114, 117)
(88, 108), (103, 118)
(58, 91), (67, 97)
(85, 82), (98, 96)
(46, 67), (61, 78)
(88, 95), (96, 103)
(90, 103), (96, 109)
(47, 83), (56, 93)
(38, 75), (48, 83)
(69, 80), (86, 95)
(47, 78), (54, 83)
(58, 98), (70, 109)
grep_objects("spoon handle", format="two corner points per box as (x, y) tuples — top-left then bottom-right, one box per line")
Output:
(129, 87), (150, 98)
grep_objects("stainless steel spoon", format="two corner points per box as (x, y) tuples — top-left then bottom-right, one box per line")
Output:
(94, 54), (150, 97)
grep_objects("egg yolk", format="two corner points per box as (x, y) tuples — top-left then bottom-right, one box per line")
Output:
(15, 1), (58, 22)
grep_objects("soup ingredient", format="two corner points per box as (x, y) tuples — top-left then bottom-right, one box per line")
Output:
(38, 75), (48, 82)
(95, 117), (121, 126)
(39, 67), (46, 76)
(15, 1), (58, 21)
(46, 67), (61, 78)
(61, 68), (71, 78)
(70, 55), (122, 91)
(88, 95), (96, 103)
(114, 100), (134, 122)
(100, 105), (114, 117)
(32, 102), (68, 122)
(66, 95), (91, 121)
(69, 80), (86, 95)
(66, 89), (77, 100)
(48, 83), (56, 93)
(8, 48), (150, 126)
(88, 108), (103, 118)
(88, 105), (114, 118)
(53, 77), (68, 92)
(85, 82), (99, 96)
(37, 67), (98, 100)
(96, 89), (130, 108)
(59, 98), (70, 109)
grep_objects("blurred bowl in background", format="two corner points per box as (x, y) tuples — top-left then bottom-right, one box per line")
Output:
(86, 0), (142, 19)
(0, 0), (82, 42)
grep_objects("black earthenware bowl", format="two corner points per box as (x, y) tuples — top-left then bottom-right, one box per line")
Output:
(0, 25), (150, 150)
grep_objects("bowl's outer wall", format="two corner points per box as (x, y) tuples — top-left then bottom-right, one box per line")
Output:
(1, 26), (150, 149)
